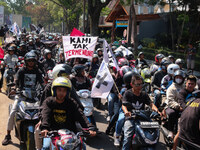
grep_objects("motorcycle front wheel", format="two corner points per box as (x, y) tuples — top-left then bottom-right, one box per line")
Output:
(20, 129), (35, 150)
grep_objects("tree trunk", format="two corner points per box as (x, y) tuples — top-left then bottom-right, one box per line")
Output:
(169, 0), (175, 51)
(90, 12), (100, 36)
(177, 7), (187, 51)
(132, 1), (138, 54)
(128, 0), (133, 45)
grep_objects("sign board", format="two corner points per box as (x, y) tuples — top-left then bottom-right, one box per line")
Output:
(62, 36), (98, 60)
(22, 16), (31, 29)
(115, 20), (128, 28)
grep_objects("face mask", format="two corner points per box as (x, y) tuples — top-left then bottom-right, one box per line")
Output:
(175, 78), (182, 84)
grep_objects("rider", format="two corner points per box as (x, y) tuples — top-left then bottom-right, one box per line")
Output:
(168, 55), (175, 63)
(161, 64), (180, 93)
(122, 73), (161, 150)
(175, 58), (185, 71)
(71, 65), (91, 91)
(165, 70), (185, 137)
(135, 52), (148, 69)
(39, 77), (96, 149)
(42, 49), (55, 76)
(151, 58), (171, 107)
(150, 53), (165, 76)
(2, 51), (44, 146)
(88, 54), (100, 78)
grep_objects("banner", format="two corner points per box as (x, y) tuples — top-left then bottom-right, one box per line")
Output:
(91, 60), (114, 99)
(0, 47), (4, 64)
(62, 36), (98, 60)
(103, 39), (120, 71)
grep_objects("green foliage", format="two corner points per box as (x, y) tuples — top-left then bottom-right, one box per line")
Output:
(141, 38), (156, 48)
(177, 14), (189, 23)
(0, 1), (12, 15)
(101, 6), (111, 16)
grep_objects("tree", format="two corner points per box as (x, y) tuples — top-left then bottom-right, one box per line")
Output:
(0, 1), (12, 15)
(88, 0), (111, 36)
(6, 0), (27, 14)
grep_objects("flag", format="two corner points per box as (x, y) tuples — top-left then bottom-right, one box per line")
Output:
(115, 45), (132, 56)
(103, 39), (120, 71)
(91, 60), (114, 99)
(0, 47), (4, 64)
(29, 23), (37, 32)
(70, 28), (85, 36)
(10, 22), (21, 37)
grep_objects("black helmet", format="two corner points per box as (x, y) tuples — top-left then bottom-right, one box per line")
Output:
(123, 71), (133, 86)
(115, 51), (123, 58)
(72, 65), (86, 77)
(44, 49), (51, 58)
(168, 55), (174, 59)
(160, 57), (171, 69)
(24, 52), (37, 63)
(19, 42), (26, 47)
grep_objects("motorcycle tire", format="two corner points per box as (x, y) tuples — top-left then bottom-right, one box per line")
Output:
(20, 130), (35, 150)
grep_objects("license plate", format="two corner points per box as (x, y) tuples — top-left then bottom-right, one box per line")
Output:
(140, 121), (159, 128)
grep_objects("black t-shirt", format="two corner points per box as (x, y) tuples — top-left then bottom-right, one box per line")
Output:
(179, 98), (200, 145)
(122, 89), (151, 111)
(71, 77), (91, 91)
(15, 67), (44, 90)
(41, 97), (90, 133)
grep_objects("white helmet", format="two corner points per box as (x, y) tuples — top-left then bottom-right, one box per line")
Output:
(52, 64), (72, 79)
(167, 64), (180, 75)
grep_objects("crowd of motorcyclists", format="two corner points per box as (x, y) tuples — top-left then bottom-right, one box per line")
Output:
(0, 28), (199, 150)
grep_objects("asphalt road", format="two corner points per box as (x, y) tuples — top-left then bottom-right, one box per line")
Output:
(0, 92), (167, 150)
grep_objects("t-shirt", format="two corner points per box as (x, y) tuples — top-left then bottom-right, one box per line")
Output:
(122, 89), (151, 111)
(187, 47), (196, 60)
(41, 97), (90, 133)
(179, 98), (200, 145)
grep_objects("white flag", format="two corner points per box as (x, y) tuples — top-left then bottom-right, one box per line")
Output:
(91, 60), (114, 99)
(10, 22), (21, 37)
(103, 39), (120, 71)
(115, 45), (133, 56)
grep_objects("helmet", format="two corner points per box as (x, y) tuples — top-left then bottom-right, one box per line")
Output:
(168, 55), (174, 59)
(72, 65), (86, 77)
(115, 51), (123, 58)
(8, 46), (15, 51)
(44, 49), (51, 57)
(167, 64), (180, 75)
(30, 49), (40, 59)
(173, 70), (185, 84)
(126, 53), (134, 60)
(119, 66), (132, 77)
(123, 71), (133, 86)
(175, 58), (184, 65)
(112, 46), (117, 50)
(24, 51), (37, 61)
(96, 48), (103, 52)
(155, 54), (165, 63)
(118, 58), (129, 67)
(52, 64), (72, 79)
(138, 52), (144, 58)
(51, 77), (72, 96)
(19, 42), (26, 47)
(93, 54), (99, 59)
(160, 57), (171, 70)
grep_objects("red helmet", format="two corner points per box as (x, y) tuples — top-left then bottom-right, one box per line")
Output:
(155, 54), (165, 63)
(119, 66), (132, 77)
(118, 58), (129, 67)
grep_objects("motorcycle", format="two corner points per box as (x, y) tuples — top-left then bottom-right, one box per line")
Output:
(121, 104), (160, 150)
(9, 89), (40, 150)
(76, 89), (97, 130)
(6, 64), (16, 98)
(17, 56), (25, 69)
(45, 129), (89, 150)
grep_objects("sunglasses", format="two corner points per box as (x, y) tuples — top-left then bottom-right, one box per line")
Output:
(134, 83), (143, 87)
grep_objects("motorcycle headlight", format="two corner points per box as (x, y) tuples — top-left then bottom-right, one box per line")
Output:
(81, 92), (89, 99)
